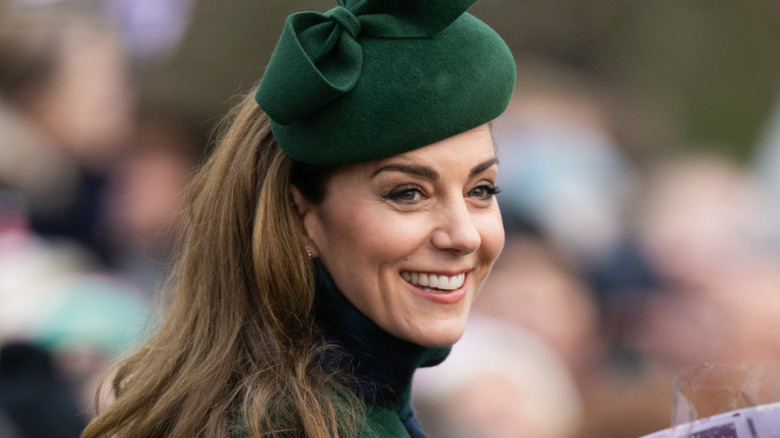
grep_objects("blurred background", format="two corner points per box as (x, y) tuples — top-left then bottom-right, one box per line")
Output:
(1, 0), (779, 437)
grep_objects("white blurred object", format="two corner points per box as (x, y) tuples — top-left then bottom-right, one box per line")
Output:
(0, 226), (148, 357)
(413, 317), (582, 438)
(640, 402), (780, 438)
(753, 89), (780, 252)
(106, 0), (195, 59)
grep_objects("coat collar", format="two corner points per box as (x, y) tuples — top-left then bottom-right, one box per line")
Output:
(312, 263), (450, 422)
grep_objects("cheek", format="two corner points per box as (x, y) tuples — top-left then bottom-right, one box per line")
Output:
(315, 205), (399, 267)
(340, 212), (423, 265)
(478, 210), (506, 265)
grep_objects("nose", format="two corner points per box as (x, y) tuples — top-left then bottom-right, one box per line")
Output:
(431, 199), (481, 255)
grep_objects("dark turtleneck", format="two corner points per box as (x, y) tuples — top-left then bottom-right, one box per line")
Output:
(312, 264), (451, 438)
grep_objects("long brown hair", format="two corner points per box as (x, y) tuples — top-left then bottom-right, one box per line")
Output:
(81, 90), (361, 437)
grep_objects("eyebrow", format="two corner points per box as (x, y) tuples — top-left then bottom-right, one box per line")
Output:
(371, 157), (498, 180)
(470, 158), (499, 177)
(372, 163), (439, 179)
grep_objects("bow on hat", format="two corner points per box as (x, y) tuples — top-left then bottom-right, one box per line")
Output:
(256, 0), (476, 125)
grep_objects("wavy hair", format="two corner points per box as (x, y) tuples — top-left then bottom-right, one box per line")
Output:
(81, 90), (361, 438)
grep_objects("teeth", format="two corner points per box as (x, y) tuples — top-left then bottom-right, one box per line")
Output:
(402, 272), (466, 291)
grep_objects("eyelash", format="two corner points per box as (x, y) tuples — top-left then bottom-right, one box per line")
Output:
(383, 185), (424, 203)
(469, 184), (501, 200)
(382, 183), (501, 204)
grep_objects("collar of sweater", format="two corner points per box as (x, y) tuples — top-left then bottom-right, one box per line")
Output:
(312, 263), (451, 420)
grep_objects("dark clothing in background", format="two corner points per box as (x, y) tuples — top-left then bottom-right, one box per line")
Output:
(29, 172), (112, 265)
(0, 342), (86, 438)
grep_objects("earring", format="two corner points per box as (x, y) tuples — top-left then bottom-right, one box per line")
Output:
(305, 246), (313, 259)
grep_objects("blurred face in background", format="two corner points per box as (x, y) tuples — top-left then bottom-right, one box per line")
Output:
(5, 8), (134, 172)
(32, 25), (133, 170)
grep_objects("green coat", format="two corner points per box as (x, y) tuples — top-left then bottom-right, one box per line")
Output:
(357, 404), (415, 437)
(236, 266), (449, 437)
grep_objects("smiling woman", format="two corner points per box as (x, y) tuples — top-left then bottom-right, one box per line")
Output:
(81, 1), (515, 437)
(294, 126), (505, 349)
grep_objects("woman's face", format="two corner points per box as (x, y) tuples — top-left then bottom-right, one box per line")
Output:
(295, 124), (505, 347)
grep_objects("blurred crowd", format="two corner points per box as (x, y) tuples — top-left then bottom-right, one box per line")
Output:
(2, 1), (780, 438)
(0, 1), (199, 436)
(414, 62), (780, 438)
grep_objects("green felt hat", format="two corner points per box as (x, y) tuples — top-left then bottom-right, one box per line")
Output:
(255, 0), (516, 166)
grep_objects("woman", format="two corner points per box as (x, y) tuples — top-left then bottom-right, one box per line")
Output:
(81, 0), (515, 437)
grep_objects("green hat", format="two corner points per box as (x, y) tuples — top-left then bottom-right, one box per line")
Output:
(255, 0), (516, 166)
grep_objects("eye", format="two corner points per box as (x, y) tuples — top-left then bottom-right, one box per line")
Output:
(383, 185), (425, 203)
(468, 184), (501, 200)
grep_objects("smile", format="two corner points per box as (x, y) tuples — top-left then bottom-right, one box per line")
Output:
(401, 271), (466, 292)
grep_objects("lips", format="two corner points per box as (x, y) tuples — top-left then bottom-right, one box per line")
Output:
(401, 271), (466, 292)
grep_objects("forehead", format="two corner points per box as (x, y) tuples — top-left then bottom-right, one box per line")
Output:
(338, 124), (497, 178)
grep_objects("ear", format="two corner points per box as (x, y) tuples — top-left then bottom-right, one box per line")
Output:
(289, 184), (321, 258)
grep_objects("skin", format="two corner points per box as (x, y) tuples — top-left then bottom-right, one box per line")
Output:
(291, 124), (505, 348)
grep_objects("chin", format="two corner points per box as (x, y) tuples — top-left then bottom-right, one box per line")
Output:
(410, 323), (467, 348)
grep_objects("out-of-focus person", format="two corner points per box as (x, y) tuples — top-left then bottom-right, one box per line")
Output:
(630, 153), (780, 367)
(0, 3), (149, 435)
(489, 62), (663, 356)
(0, 193), (148, 437)
(491, 63), (640, 268)
(0, 0), (134, 263)
(100, 115), (202, 297)
(485, 62), (684, 438)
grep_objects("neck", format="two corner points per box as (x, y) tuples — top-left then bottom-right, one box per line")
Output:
(312, 264), (450, 418)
